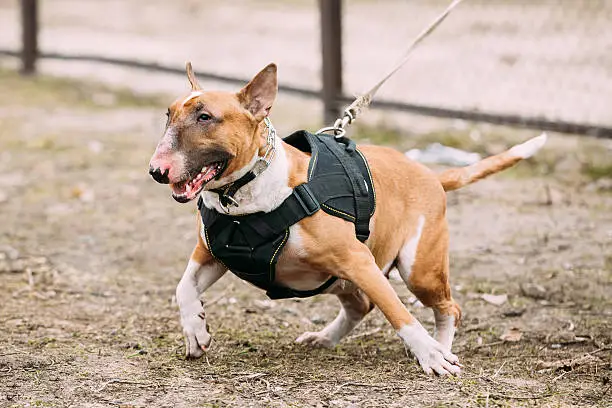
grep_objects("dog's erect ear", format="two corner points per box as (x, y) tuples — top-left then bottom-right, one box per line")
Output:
(186, 61), (202, 91)
(238, 63), (278, 122)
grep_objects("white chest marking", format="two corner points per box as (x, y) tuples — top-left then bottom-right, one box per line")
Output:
(275, 224), (325, 291)
(200, 137), (292, 215)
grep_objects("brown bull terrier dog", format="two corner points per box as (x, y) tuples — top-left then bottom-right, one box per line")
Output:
(149, 62), (547, 375)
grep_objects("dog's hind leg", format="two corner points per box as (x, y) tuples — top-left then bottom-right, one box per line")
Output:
(395, 215), (461, 351)
(295, 289), (373, 348)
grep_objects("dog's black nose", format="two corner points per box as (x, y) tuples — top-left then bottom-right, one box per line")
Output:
(149, 167), (170, 184)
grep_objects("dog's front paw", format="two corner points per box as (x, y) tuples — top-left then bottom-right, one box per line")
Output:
(181, 311), (212, 359)
(295, 331), (338, 348)
(398, 323), (461, 376)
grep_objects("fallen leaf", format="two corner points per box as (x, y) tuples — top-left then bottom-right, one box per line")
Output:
(254, 299), (275, 310)
(71, 185), (95, 203)
(88, 140), (104, 154)
(481, 293), (508, 306)
(500, 327), (523, 342)
(520, 282), (547, 299)
(0, 172), (26, 187)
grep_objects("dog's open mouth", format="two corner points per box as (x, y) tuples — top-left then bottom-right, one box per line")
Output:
(171, 161), (227, 203)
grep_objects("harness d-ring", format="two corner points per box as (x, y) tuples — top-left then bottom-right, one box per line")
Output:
(315, 125), (346, 138)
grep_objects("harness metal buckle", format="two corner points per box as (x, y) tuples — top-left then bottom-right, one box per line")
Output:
(293, 184), (320, 216)
(219, 192), (240, 214)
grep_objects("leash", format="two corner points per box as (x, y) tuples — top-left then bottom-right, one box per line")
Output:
(316, 0), (464, 138)
(211, 0), (463, 211)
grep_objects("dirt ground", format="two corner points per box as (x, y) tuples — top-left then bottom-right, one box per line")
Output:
(0, 69), (611, 408)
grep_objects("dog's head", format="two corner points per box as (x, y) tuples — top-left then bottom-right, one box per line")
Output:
(148, 62), (278, 203)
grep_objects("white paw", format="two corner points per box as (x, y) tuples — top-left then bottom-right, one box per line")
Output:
(398, 323), (461, 376)
(181, 309), (212, 359)
(295, 331), (338, 348)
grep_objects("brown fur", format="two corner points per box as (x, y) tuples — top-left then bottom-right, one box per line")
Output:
(152, 63), (540, 372)
(183, 95), (529, 332)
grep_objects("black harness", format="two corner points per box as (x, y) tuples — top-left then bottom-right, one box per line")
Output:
(198, 131), (375, 299)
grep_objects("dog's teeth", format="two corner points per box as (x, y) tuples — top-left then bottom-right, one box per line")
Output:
(186, 184), (192, 193)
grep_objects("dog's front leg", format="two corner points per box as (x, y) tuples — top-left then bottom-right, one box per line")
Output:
(336, 244), (461, 376)
(176, 253), (226, 359)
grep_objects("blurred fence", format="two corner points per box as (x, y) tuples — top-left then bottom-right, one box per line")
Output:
(0, 0), (611, 138)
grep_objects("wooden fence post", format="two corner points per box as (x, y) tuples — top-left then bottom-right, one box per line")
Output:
(319, 0), (343, 126)
(21, 0), (38, 75)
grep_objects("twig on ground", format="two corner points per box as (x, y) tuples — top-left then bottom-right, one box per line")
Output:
(251, 377), (272, 397)
(598, 384), (611, 402)
(95, 378), (157, 392)
(465, 340), (505, 351)
(488, 392), (554, 401)
(587, 347), (611, 356)
(282, 379), (331, 393)
(536, 351), (603, 372)
(331, 381), (407, 396)
(346, 327), (381, 341)
(552, 370), (570, 382)
(462, 386), (554, 402)
(232, 372), (267, 381)
(492, 361), (507, 379)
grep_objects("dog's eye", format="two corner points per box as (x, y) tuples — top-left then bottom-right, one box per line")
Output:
(198, 113), (212, 122)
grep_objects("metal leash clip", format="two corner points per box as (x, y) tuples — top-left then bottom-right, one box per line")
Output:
(316, 108), (355, 138)
(220, 191), (240, 211)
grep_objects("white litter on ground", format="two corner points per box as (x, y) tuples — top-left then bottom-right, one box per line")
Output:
(405, 143), (482, 166)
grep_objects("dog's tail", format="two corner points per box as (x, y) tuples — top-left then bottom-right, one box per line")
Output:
(438, 133), (547, 192)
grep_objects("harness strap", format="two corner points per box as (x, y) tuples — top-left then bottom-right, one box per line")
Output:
(199, 184), (339, 298)
(318, 136), (371, 242)
(198, 130), (375, 300)
(266, 274), (338, 300)
(261, 183), (320, 235)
